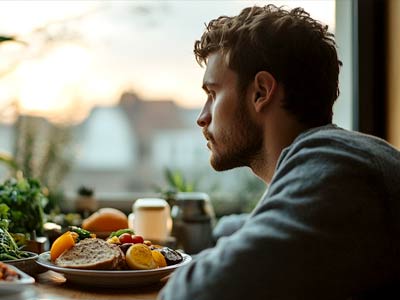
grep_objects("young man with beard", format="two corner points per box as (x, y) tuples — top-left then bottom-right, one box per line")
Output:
(159, 5), (400, 300)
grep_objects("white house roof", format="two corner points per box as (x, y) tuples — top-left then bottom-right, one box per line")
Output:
(77, 106), (135, 170)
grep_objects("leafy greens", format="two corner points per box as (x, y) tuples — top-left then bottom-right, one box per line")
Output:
(0, 177), (47, 237)
(0, 203), (29, 260)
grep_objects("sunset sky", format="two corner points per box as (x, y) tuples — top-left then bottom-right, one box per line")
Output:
(0, 0), (335, 124)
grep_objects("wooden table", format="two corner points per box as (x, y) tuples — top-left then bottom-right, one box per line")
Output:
(5, 271), (163, 300)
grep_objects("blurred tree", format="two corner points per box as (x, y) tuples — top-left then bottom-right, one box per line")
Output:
(0, 15), (86, 210)
(12, 115), (74, 213)
(0, 35), (22, 175)
(0, 35), (17, 43)
(0, 35), (27, 77)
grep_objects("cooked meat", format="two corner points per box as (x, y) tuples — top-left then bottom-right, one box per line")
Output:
(55, 238), (127, 270)
(155, 247), (183, 265)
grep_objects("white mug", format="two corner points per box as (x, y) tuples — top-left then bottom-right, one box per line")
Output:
(128, 198), (172, 242)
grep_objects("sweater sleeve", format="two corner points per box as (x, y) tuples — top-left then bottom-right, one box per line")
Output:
(158, 138), (394, 300)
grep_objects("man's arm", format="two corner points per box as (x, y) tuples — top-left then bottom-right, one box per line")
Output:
(159, 140), (393, 300)
(212, 213), (249, 240)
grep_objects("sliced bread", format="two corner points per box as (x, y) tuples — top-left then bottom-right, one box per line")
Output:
(55, 238), (126, 270)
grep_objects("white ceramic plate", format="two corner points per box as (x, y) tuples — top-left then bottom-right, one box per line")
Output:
(36, 251), (191, 287)
(0, 264), (35, 294)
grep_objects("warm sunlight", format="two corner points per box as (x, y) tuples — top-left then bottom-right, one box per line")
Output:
(16, 44), (90, 115)
(14, 44), (90, 122)
(0, 0), (335, 124)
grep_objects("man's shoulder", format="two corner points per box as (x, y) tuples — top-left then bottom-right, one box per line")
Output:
(289, 124), (399, 159)
(295, 124), (385, 147)
(275, 124), (400, 182)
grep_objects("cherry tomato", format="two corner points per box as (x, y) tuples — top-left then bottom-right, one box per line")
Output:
(119, 233), (134, 244)
(131, 235), (144, 244)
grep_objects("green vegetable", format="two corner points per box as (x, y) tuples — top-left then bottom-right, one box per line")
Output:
(10, 233), (27, 247)
(0, 204), (9, 229)
(0, 177), (47, 237)
(108, 228), (135, 238)
(0, 227), (30, 260)
(69, 226), (92, 241)
(0, 203), (29, 261)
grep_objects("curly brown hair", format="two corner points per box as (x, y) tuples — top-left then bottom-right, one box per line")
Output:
(194, 5), (342, 127)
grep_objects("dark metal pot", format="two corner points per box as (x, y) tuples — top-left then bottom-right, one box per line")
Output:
(171, 192), (216, 254)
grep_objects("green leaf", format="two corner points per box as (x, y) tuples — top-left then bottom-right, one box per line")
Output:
(0, 176), (46, 235)
(0, 35), (26, 45)
(163, 167), (196, 193)
(0, 152), (19, 171)
(0, 35), (16, 43)
(108, 228), (135, 238)
(0, 203), (10, 230)
(0, 203), (9, 219)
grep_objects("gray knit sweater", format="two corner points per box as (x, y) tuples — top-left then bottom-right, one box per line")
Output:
(159, 124), (400, 300)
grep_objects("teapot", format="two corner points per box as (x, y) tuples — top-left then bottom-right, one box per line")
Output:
(170, 192), (216, 254)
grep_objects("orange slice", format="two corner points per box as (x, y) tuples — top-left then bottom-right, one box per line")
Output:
(50, 231), (78, 261)
(152, 250), (167, 268)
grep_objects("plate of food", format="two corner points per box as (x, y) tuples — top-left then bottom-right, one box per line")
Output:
(0, 262), (35, 294)
(36, 228), (191, 287)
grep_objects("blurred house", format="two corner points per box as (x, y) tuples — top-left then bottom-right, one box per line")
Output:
(65, 104), (137, 193)
(63, 92), (210, 195)
(0, 92), (257, 211)
(0, 94), (266, 216)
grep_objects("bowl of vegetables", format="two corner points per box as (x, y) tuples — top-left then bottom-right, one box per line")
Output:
(0, 224), (39, 276)
(0, 202), (40, 276)
(0, 177), (48, 275)
(2, 251), (38, 276)
(1, 218), (39, 276)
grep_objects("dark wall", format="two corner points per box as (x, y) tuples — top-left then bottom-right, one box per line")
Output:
(353, 0), (387, 138)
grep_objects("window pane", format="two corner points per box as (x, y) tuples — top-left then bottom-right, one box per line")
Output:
(0, 1), (350, 216)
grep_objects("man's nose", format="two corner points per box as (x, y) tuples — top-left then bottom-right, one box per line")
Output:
(197, 105), (211, 127)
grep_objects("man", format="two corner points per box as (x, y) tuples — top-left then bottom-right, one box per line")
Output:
(159, 5), (400, 300)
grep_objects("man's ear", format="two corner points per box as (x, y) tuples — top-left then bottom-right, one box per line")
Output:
(253, 71), (278, 113)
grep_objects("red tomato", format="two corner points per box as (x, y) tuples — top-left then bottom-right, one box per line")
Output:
(119, 233), (134, 244)
(131, 235), (144, 244)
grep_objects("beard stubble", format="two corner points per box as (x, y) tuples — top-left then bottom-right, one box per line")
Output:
(209, 99), (263, 171)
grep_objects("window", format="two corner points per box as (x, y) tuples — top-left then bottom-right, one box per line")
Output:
(0, 1), (348, 216)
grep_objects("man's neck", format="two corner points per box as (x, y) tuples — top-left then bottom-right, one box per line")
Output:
(251, 117), (309, 184)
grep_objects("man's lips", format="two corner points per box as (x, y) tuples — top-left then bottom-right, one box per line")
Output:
(203, 129), (212, 142)
(203, 130), (213, 149)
